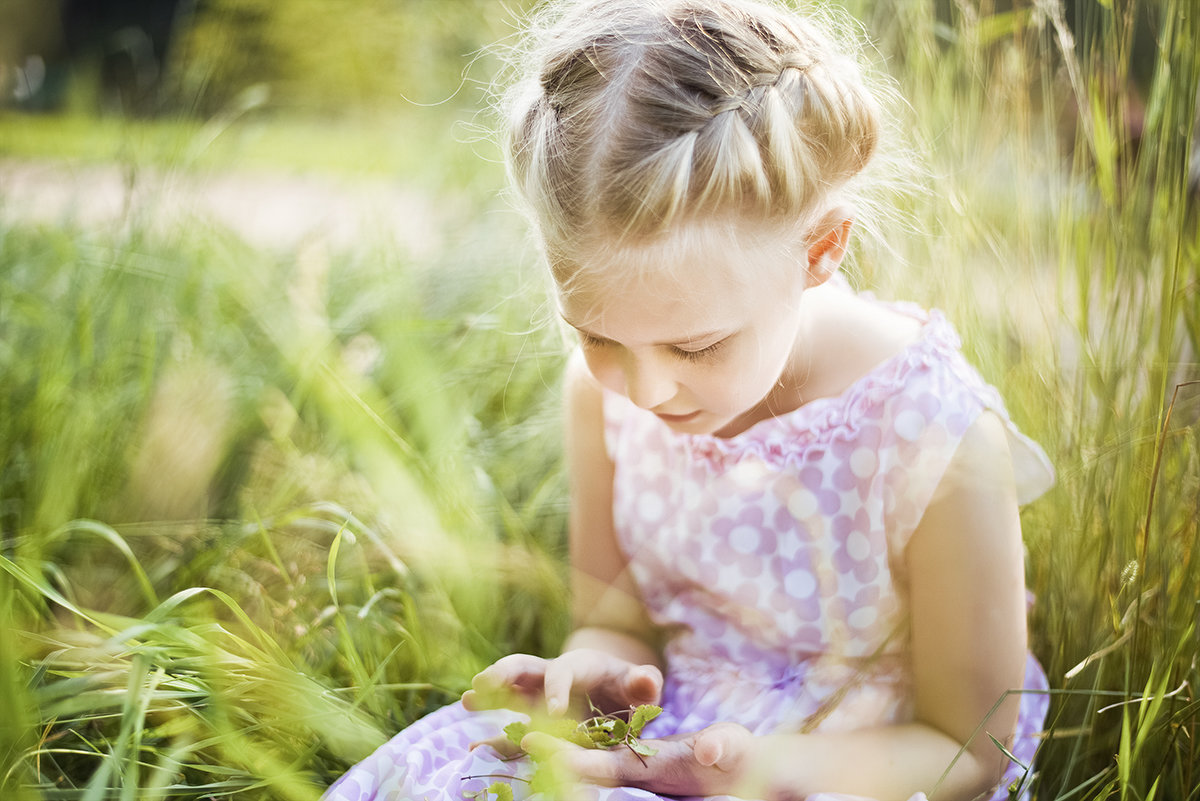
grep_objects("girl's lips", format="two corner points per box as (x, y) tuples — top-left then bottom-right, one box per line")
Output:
(655, 410), (701, 424)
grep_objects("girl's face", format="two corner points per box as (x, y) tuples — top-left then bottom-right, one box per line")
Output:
(559, 227), (819, 437)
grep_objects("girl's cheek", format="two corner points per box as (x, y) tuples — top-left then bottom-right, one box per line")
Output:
(582, 349), (625, 394)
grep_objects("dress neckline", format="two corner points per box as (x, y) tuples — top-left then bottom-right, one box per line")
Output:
(618, 304), (963, 471)
(699, 301), (949, 433)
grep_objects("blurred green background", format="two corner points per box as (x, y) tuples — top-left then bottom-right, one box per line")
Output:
(1, 0), (1197, 799)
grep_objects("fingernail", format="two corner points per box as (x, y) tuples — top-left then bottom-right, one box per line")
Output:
(700, 741), (723, 767)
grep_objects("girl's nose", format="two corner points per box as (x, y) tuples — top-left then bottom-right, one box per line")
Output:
(623, 354), (676, 410)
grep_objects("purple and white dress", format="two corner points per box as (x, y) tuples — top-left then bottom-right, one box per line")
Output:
(326, 299), (1055, 801)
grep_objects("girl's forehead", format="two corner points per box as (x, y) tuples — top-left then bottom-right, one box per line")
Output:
(560, 219), (800, 296)
(557, 278), (743, 346)
(558, 268), (719, 329)
(555, 226), (803, 332)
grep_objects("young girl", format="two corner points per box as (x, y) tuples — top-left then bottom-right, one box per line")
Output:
(326, 1), (1053, 799)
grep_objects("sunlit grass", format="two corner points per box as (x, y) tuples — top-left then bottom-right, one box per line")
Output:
(0, 105), (498, 191)
(2, 0), (1198, 798)
(0, 203), (569, 798)
(861, 1), (1200, 797)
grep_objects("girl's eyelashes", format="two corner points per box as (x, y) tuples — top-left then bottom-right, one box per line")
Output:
(673, 338), (728, 362)
(579, 332), (610, 349)
(576, 330), (730, 362)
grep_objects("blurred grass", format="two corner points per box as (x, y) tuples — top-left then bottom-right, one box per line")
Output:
(0, 107), (498, 191)
(2, 0), (1199, 798)
(0, 147), (570, 798)
(857, 1), (1200, 797)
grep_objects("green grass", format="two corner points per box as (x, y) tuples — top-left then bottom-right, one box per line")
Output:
(2, 0), (1198, 798)
(861, 1), (1200, 797)
(0, 186), (570, 799)
(0, 106), (501, 192)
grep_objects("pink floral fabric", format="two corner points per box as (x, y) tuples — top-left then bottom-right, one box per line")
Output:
(325, 299), (1054, 801)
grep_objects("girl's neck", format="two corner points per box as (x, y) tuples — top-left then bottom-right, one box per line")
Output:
(709, 289), (825, 439)
(712, 286), (922, 439)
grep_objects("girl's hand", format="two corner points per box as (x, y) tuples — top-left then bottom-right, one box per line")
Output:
(461, 649), (662, 718)
(522, 721), (758, 798)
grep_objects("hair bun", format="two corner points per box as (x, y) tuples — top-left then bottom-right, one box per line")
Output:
(504, 0), (888, 270)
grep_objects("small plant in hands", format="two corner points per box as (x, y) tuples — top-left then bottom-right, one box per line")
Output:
(464, 703), (662, 800)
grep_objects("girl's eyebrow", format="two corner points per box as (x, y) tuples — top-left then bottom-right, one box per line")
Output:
(560, 315), (731, 347)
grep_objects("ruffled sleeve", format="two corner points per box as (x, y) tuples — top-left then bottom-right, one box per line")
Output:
(863, 311), (1054, 555)
(1006, 425), (1055, 506)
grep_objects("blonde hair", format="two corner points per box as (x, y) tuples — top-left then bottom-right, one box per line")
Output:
(502, 0), (886, 285)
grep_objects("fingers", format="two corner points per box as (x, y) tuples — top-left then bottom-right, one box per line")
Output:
(551, 651), (661, 714)
(516, 732), (596, 798)
(542, 659), (577, 716)
(622, 664), (663, 707)
(692, 728), (725, 768)
(461, 651), (662, 717)
(468, 734), (524, 759)
(692, 722), (749, 772)
(553, 737), (693, 794)
(519, 730), (576, 760)
(459, 689), (485, 711)
(519, 724), (751, 797)
(463, 654), (548, 711)
(523, 733), (627, 788)
(558, 747), (628, 788)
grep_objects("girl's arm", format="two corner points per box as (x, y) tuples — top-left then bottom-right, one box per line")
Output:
(464, 352), (662, 717)
(549, 411), (1030, 801)
(895, 408), (1029, 797)
(561, 349), (662, 669)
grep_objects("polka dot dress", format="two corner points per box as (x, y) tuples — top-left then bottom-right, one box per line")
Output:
(325, 302), (1055, 801)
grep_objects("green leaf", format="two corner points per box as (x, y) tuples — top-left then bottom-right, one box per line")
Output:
(566, 727), (598, 748)
(503, 721), (531, 749)
(608, 718), (628, 742)
(585, 727), (620, 748)
(487, 782), (514, 801)
(628, 740), (658, 757)
(528, 717), (593, 748)
(629, 704), (662, 737)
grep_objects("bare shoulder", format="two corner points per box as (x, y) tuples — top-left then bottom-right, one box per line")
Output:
(931, 409), (1016, 506)
(565, 346), (599, 392)
(908, 411), (1023, 594)
(563, 347), (610, 468)
(564, 347), (605, 424)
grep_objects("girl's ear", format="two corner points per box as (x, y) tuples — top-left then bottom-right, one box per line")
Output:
(804, 208), (854, 287)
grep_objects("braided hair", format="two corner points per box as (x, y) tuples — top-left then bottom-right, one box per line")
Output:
(504, 0), (883, 286)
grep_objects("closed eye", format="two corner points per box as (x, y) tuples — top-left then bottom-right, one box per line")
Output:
(673, 338), (728, 363)
(577, 330), (730, 362)
(578, 332), (611, 349)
